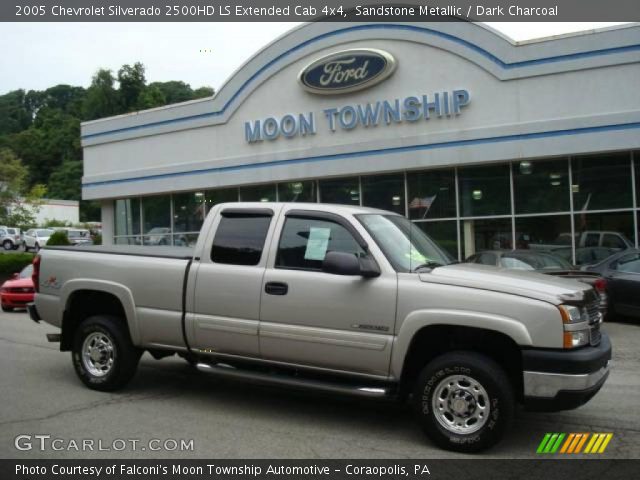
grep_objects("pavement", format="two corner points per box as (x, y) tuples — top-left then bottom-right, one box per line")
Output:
(0, 309), (639, 459)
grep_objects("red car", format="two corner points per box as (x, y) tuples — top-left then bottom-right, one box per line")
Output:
(1, 264), (35, 312)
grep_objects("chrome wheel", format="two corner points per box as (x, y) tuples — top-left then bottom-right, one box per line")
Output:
(431, 374), (490, 434)
(82, 332), (115, 377)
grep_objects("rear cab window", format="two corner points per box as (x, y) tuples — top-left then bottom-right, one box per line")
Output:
(210, 209), (273, 266)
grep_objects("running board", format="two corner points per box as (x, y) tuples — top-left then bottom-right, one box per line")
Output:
(196, 362), (391, 398)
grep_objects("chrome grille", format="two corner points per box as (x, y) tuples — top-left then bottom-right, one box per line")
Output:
(586, 296), (602, 346)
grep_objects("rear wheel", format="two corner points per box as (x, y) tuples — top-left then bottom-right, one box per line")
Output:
(2, 240), (12, 251)
(413, 351), (514, 453)
(72, 315), (142, 391)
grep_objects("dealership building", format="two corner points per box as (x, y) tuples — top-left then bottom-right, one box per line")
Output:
(80, 22), (640, 263)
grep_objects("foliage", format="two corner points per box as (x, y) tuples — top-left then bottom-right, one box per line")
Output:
(0, 252), (34, 275)
(93, 234), (103, 246)
(0, 148), (46, 228)
(43, 218), (72, 228)
(45, 230), (71, 246)
(0, 62), (214, 225)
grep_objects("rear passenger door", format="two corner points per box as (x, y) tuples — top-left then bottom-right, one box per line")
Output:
(259, 210), (397, 377)
(188, 207), (276, 358)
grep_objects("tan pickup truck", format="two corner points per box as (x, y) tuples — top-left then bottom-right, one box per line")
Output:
(29, 203), (611, 452)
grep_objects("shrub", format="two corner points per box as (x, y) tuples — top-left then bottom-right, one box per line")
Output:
(0, 253), (35, 275)
(93, 234), (102, 245)
(46, 231), (71, 246)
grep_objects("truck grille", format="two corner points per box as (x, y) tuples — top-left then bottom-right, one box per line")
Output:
(585, 293), (602, 346)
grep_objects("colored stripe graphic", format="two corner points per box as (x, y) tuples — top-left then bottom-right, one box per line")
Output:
(538, 433), (613, 454)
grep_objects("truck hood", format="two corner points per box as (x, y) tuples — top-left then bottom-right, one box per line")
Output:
(419, 263), (591, 304)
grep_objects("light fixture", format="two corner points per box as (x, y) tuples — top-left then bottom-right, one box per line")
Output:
(572, 184), (580, 193)
(194, 192), (204, 197)
(519, 161), (533, 175)
(292, 182), (303, 194)
(551, 181), (561, 187)
(472, 189), (483, 201)
(260, 197), (269, 202)
(392, 195), (401, 206)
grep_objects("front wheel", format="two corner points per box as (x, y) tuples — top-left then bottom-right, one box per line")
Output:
(34, 243), (40, 252)
(413, 351), (514, 453)
(72, 315), (142, 391)
(2, 240), (12, 251)
(1, 305), (14, 312)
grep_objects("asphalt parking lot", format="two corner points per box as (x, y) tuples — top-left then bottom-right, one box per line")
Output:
(1, 309), (639, 459)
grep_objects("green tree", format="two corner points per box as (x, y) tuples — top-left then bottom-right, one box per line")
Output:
(138, 84), (166, 109)
(118, 62), (147, 111)
(192, 86), (214, 99)
(0, 148), (46, 228)
(0, 90), (33, 135)
(47, 160), (83, 200)
(83, 69), (120, 120)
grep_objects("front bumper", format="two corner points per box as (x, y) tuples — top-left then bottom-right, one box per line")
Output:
(522, 332), (611, 412)
(1, 292), (34, 308)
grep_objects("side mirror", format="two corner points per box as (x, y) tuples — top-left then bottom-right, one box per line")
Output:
(322, 251), (380, 278)
(11, 273), (19, 280)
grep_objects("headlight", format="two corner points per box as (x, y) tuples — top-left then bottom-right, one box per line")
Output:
(558, 304), (590, 348)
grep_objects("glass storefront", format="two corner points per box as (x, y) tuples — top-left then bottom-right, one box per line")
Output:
(112, 151), (639, 263)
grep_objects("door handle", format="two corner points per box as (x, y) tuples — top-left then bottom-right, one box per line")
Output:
(265, 282), (288, 295)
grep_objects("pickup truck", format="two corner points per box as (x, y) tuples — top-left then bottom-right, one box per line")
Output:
(29, 203), (611, 453)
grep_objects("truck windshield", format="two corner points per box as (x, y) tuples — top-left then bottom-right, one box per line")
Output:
(357, 214), (455, 272)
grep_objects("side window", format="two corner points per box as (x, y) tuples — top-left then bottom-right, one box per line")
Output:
(615, 254), (640, 274)
(584, 233), (600, 247)
(210, 213), (272, 266)
(477, 252), (497, 265)
(602, 234), (625, 249)
(276, 216), (365, 271)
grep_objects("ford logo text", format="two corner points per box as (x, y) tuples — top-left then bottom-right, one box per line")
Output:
(298, 49), (396, 95)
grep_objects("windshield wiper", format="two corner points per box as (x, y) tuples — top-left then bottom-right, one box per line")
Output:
(411, 261), (445, 272)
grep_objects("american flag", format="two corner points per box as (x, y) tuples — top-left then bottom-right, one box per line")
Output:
(409, 195), (437, 219)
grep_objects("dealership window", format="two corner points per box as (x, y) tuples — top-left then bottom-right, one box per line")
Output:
(461, 217), (512, 259)
(278, 180), (317, 202)
(513, 159), (570, 214)
(361, 173), (405, 215)
(407, 168), (456, 219)
(635, 152), (640, 208)
(458, 164), (511, 217)
(416, 221), (458, 259)
(114, 237), (139, 245)
(514, 215), (572, 262)
(319, 177), (360, 205)
(573, 211), (635, 265)
(114, 198), (140, 237)
(211, 213), (272, 265)
(275, 217), (365, 271)
(205, 188), (239, 212)
(240, 184), (277, 202)
(142, 195), (171, 246)
(572, 153), (633, 211)
(173, 192), (205, 233)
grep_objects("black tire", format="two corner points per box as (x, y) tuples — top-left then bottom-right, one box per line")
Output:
(1, 305), (14, 312)
(2, 240), (12, 251)
(23, 243), (30, 252)
(72, 315), (142, 391)
(34, 243), (40, 252)
(413, 351), (514, 453)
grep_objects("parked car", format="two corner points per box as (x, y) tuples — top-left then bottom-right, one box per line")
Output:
(30, 203), (610, 453)
(1, 264), (35, 312)
(465, 249), (608, 312)
(0, 227), (22, 250)
(583, 249), (640, 320)
(143, 227), (171, 246)
(55, 228), (92, 246)
(23, 229), (54, 252)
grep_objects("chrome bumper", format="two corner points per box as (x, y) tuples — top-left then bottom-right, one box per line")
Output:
(523, 361), (610, 398)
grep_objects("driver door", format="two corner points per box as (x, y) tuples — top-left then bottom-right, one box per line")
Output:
(259, 210), (397, 377)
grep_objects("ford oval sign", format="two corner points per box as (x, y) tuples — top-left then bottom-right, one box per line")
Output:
(298, 49), (396, 95)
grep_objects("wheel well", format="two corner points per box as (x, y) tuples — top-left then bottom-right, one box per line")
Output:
(400, 325), (523, 400)
(60, 290), (127, 351)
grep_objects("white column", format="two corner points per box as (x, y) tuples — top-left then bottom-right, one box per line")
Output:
(101, 200), (114, 246)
